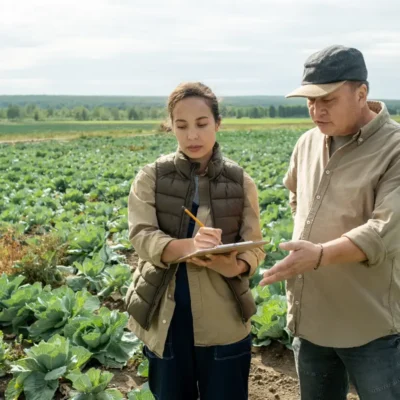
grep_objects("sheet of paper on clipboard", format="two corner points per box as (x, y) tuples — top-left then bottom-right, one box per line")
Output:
(173, 240), (268, 263)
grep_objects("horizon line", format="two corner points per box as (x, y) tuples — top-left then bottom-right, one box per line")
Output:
(1, 94), (400, 101)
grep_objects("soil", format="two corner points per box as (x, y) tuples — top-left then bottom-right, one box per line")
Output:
(108, 362), (147, 396)
(0, 132), (154, 145)
(123, 250), (139, 269)
(0, 138), (63, 145)
(247, 343), (359, 400)
(102, 296), (126, 313)
(0, 376), (10, 400)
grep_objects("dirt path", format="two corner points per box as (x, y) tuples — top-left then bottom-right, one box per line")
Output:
(0, 132), (155, 144)
(0, 137), (72, 144)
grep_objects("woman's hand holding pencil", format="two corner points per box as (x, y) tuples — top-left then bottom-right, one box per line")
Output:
(193, 227), (222, 249)
(182, 206), (223, 247)
(181, 206), (245, 276)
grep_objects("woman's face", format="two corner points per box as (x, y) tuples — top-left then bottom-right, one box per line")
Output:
(172, 97), (219, 162)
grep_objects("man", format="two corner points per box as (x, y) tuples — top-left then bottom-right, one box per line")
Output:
(260, 45), (400, 399)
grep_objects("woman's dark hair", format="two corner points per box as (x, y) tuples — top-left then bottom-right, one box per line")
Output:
(161, 82), (220, 132)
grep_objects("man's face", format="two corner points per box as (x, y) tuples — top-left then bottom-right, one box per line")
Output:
(307, 83), (367, 136)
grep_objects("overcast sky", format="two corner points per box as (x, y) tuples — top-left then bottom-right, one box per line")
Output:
(1, 0), (400, 98)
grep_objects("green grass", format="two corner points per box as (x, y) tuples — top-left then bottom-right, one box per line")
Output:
(1, 115), (398, 142)
(0, 121), (160, 135)
(0, 119), (313, 141)
(0, 121), (161, 141)
(223, 118), (311, 124)
(221, 118), (313, 130)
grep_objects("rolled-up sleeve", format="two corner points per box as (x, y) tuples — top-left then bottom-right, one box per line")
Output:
(343, 155), (400, 267)
(128, 164), (175, 269)
(283, 144), (298, 217)
(236, 172), (266, 276)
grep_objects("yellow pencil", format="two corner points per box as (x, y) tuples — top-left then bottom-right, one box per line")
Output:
(182, 206), (223, 245)
(182, 206), (205, 227)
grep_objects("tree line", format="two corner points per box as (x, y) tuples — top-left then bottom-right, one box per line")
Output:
(2, 103), (400, 122)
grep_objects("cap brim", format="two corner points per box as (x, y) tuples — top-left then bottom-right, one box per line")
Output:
(285, 81), (346, 98)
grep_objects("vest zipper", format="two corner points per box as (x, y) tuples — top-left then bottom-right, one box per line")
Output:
(145, 164), (197, 329)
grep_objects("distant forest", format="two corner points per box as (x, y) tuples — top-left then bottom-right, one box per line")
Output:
(1, 95), (399, 121)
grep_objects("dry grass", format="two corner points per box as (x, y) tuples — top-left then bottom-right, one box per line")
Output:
(0, 230), (68, 287)
(0, 229), (25, 275)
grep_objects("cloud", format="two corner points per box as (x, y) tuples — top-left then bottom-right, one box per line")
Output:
(0, 78), (51, 94)
(0, 0), (400, 96)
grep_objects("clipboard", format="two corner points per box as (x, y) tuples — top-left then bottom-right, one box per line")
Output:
(173, 240), (269, 263)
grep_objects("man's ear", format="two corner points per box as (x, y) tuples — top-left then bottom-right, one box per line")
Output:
(358, 84), (368, 106)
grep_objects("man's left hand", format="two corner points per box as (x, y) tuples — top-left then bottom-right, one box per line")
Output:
(260, 241), (323, 286)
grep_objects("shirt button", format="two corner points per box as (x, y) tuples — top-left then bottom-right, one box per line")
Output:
(298, 274), (302, 279)
(168, 294), (172, 299)
(295, 301), (300, 305)
(358, 138), (364, 144)
(306, 220), (311, 225)
(316, 195), (321, 200)
(325, 170), (331, 175)
(162, 320), (167, 324)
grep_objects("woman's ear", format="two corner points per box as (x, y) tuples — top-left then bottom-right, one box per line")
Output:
(216, 117), (221, 132)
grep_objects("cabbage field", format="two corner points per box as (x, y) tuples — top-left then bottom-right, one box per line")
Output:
(0, 129), (301, 399)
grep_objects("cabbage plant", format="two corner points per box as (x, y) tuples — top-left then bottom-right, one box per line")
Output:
(6, 335), (92, 400)
(64, 307), (139, 368)
(66, 368), (123, 400)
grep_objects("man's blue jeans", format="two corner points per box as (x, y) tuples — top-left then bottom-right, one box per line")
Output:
(293, 335), (400, 399)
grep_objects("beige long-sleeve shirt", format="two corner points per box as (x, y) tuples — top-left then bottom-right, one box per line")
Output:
(128, 164), (265, 357)
(284, 101), (400, 348)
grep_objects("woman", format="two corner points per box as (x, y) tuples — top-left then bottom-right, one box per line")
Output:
(126, 82), (264, 400)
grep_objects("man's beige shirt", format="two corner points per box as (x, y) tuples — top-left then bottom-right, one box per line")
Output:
(284, 101), (400, 347)
(128, 165), (265, 357)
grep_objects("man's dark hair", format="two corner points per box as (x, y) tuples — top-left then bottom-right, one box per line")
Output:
(348, 80), (369, 94)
